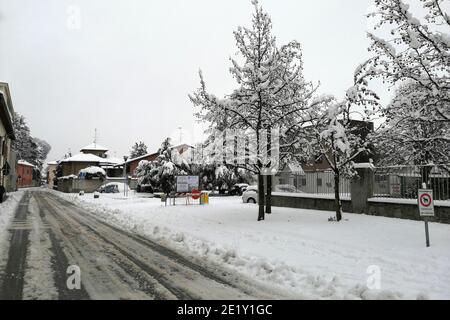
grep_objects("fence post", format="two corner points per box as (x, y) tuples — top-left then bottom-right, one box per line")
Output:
(350, 163), (374, 214)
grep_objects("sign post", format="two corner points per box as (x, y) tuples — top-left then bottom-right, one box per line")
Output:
(418, 189), (434, 247)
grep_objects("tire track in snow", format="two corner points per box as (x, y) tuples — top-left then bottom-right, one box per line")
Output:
(41, 191), (278, 299)
(36, 194), (170, 300)
(0, 192), (31, 300)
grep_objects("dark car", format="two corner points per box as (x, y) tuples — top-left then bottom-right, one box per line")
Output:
(228, 183), (249, 196)
(136, 184), (154, 193)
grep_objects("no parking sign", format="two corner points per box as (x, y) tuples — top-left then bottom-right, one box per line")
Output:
(418, 189), (434, 217)
(418, 189), (434, 248)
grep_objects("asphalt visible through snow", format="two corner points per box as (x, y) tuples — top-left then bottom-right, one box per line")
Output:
(0, 190), (282, 300)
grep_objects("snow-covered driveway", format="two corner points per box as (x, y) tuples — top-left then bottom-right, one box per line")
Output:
(56, 191), (450, 300)
(0, 190), (287, 300)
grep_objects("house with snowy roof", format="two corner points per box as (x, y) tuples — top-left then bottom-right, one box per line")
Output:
(59, 149), (123, 178)
(274, 119), (374, 192)
(80, 142), (109, 158)
(17, 160), (37, 188)
(46, 160), (59, 189)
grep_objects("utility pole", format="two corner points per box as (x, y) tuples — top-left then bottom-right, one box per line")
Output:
(123, 155), (129, 197)
(93, 128), (98, 145)
(178, 127), (183, 145)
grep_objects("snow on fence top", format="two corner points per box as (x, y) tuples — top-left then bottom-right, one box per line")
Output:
(272, 191), (351, 201)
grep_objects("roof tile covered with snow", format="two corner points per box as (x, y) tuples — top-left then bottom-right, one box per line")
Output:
(60, 153), (106, 163)
(17, 160), (35, 167)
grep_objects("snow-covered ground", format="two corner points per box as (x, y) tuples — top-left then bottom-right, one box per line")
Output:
(55, 190), (450, 300)
(0, 191), (25, 265)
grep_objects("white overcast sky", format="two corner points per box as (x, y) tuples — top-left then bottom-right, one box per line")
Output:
(0, 0), (388, 162)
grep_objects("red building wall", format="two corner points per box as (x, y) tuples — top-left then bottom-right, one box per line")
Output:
(128, 153), (158, 177)
(17, 163), (34, 188)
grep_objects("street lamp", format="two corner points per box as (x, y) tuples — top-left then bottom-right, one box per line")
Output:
(123, 155), (129, 197)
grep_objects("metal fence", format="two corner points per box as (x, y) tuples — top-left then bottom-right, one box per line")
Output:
(277, 170), (351, 197)
(373, 164), (450, 200)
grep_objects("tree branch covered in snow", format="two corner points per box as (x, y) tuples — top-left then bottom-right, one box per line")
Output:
(12, 112), (51, 171)
(373, 81), (450, 165)
(359, 0), (450, 121)
(135, 138), (190, 194)
(130, 141), (148, 159)
(308, 96), (374, 221)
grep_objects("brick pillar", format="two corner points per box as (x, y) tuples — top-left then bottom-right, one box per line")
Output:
(350, 164), (374, 214)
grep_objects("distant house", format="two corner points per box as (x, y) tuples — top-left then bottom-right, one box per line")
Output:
(274, 120), (374, 192)
(275, 163), (305, 189)
(59, 153), (106, 176)
(124, 143), (193, 177)
(56, 142), (123, 179)
(80, 143), (109, 158)
(17, 160), (35, 188)
(46, 160), (59, 189)
(0, 82), (16, 197)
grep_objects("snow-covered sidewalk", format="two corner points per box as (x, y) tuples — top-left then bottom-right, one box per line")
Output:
(0, 190), (25, 264)
(55, 190), (450, 300)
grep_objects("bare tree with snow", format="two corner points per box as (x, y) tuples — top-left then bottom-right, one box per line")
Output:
(190, 0), (322, 221)
(309, 96), (373, 221)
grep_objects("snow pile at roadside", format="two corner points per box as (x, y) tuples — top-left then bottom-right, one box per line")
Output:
(55, 191), (450, 300)
(0, 191), (25, 265)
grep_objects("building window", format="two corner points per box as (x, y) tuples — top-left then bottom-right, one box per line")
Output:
(301, 178), (307, 186)
(317, 178), (322, 187)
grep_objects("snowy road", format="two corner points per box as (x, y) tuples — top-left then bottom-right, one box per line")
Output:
(0, 190), (284, 300)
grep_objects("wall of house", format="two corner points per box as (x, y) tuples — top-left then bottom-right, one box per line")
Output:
(47, 164), (57, 189)
(61, 161), (100, 176)
(17, 164), (34, 188)
(0, 121), (6, 189)
(58, 178), (104, 193)
(128, 154), (158, 176)
(81, 150), (106, 157)
(0, 126), (14, 192)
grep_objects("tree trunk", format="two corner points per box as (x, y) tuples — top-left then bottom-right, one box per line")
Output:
(257, 174), (265, 221)
(334, 172), (342, 221)
(421, 165), (432, 190)
(265, 175), (272, 214)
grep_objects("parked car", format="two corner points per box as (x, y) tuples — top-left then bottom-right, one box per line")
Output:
(136, 183), (153, 193)
(242, 185), (258, 203)
(97, 182), (131, 194)
(228, 183), (249, 196)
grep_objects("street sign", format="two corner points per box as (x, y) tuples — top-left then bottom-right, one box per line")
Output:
(418, 189), (434, 217)
(418, 189), (434, 248)
(176, 176), (199, 193)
